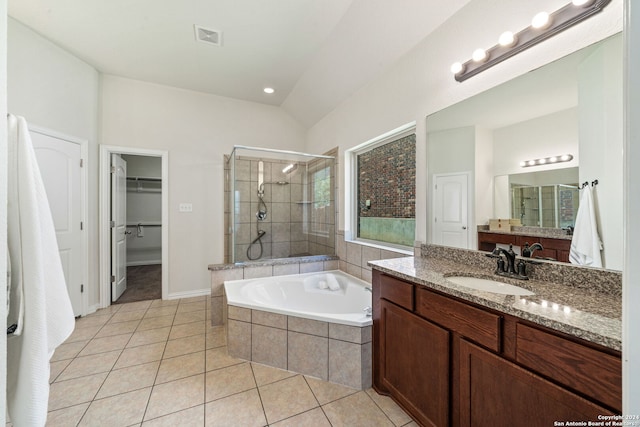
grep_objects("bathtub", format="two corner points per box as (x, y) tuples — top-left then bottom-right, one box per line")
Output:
(224, 270), (372, 326)
(224, 270), (373, 389)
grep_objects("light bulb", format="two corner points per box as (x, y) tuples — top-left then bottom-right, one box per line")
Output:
(538, 158), (546, 165)
(450, 62), (464, 74)
(560, 154), (571, 161)
(572, 0), (595, 6)
(263, 87), (275, 94)
(498, 31), (517, 47)
(549, 156), (558, 163)
(472, 48), (487, 62)
(528, 160), (536, 166)
(532, 11), (551, 29)
(519, 161), (526, 167)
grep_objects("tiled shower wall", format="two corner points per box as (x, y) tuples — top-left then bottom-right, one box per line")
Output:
(224, 149), (337, 263)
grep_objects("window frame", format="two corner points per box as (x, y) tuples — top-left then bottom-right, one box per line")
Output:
(346, 122), (417, 252)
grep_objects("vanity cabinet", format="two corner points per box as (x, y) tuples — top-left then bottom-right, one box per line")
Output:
(477, 231), (571, 262)
(459, 340), (611, 427)
(372, 270), (621, 427)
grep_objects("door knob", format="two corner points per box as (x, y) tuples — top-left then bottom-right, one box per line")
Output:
(462, 226), (467, 230)
(124, 230), (132, 235)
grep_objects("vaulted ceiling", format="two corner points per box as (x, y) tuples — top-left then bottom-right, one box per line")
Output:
(8, 0), (470, 127)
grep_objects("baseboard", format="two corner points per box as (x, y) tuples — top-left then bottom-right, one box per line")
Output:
(126, 260), (162, 267)
(165, 288), (211, 300)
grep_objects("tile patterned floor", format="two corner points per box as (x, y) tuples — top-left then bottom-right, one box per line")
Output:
(44, 297), (417, 426)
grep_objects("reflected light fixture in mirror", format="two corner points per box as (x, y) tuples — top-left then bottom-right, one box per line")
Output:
(451, 0), (611, 82)
(520, 154), (573, 168)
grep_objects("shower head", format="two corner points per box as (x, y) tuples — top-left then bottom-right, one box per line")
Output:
(282, 163), (298, 174)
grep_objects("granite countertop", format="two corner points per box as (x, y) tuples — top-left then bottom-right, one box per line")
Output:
(478, 227), (573, 240)
(368, 256), (621, 351)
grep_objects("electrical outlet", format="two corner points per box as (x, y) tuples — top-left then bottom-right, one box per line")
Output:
(179, 203), (193, 212)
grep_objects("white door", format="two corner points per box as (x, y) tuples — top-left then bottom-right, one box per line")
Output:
(32, 130), (84, 316)
(111, 154), (127, 302)
(433, 173), (469, 249)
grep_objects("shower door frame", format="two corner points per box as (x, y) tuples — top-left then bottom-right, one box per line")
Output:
(227, 145), (336, 263)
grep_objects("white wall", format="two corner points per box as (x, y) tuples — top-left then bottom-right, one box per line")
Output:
(492, 108), (579, 177)
(623, 0), (640, 413)
(306, 0), (623, 247)
(100, 75), (306, 296)
(474, 127), (493, 235)
(1, 0), (8, 423)
(6, 18), (101, 308)
(578, 35), (624, 271)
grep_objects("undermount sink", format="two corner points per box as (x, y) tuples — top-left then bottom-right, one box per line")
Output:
(446, 276), (535, 296)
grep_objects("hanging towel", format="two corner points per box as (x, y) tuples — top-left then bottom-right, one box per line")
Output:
(569, 185), (603, 268)
(6, 114), (76, 427)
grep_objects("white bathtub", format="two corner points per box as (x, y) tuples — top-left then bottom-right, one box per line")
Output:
(224, 270), (372, 327)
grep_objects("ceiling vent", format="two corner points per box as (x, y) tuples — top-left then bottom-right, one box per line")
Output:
(194, 25), (223, 47)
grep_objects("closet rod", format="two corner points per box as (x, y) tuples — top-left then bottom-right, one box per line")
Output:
(126, 223), (162, 227)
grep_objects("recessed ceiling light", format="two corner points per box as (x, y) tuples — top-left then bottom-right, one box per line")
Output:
(263, 87), (275, 94)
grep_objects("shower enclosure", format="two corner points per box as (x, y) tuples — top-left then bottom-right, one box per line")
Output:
(511, 184), (579, 228)
(225, 146), (336, 263)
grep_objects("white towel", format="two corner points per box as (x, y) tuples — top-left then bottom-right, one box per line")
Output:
(569, 185), (603, 268)
(326, 273), (341, 291)
(6, 114), (76, 427)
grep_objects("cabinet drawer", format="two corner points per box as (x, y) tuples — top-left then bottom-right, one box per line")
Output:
(540, 237), (571, 251)
(416, 288), (501, 352)
(478, 232), (517, 245)
(516, 323), (622, 411)
(380, 274), (414, 311)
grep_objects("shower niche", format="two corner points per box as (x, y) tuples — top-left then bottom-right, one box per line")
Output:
(225, 146), (336, 263)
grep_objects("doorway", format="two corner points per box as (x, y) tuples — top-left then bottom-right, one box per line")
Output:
(99, 145), (168, 308)
(432, 172), (471, 249)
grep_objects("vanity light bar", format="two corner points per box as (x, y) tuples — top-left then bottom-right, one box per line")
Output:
(451, 0), (611, 82)
(520, 154), (573, 168)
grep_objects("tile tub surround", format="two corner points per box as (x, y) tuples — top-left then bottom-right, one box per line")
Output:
(208, 255), (340, 326)
(227, 306), (372, 390)
(369, 251), (622, 351)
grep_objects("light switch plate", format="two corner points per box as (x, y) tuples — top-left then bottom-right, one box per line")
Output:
(179, 203), (193, 212)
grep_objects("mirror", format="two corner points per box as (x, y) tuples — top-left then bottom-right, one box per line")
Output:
(426, 33), (623, 271)
(496, 168), (579, 228)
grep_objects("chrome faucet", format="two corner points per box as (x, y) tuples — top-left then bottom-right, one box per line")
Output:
(364, 286), (372, 293)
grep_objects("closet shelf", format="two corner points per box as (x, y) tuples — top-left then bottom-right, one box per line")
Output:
(127, 176), (161, 182)
(127, 221), (162, 227)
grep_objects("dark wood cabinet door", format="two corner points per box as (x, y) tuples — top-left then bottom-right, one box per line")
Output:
(380, 299), (450, 427)
(459, 339), (615, 427)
